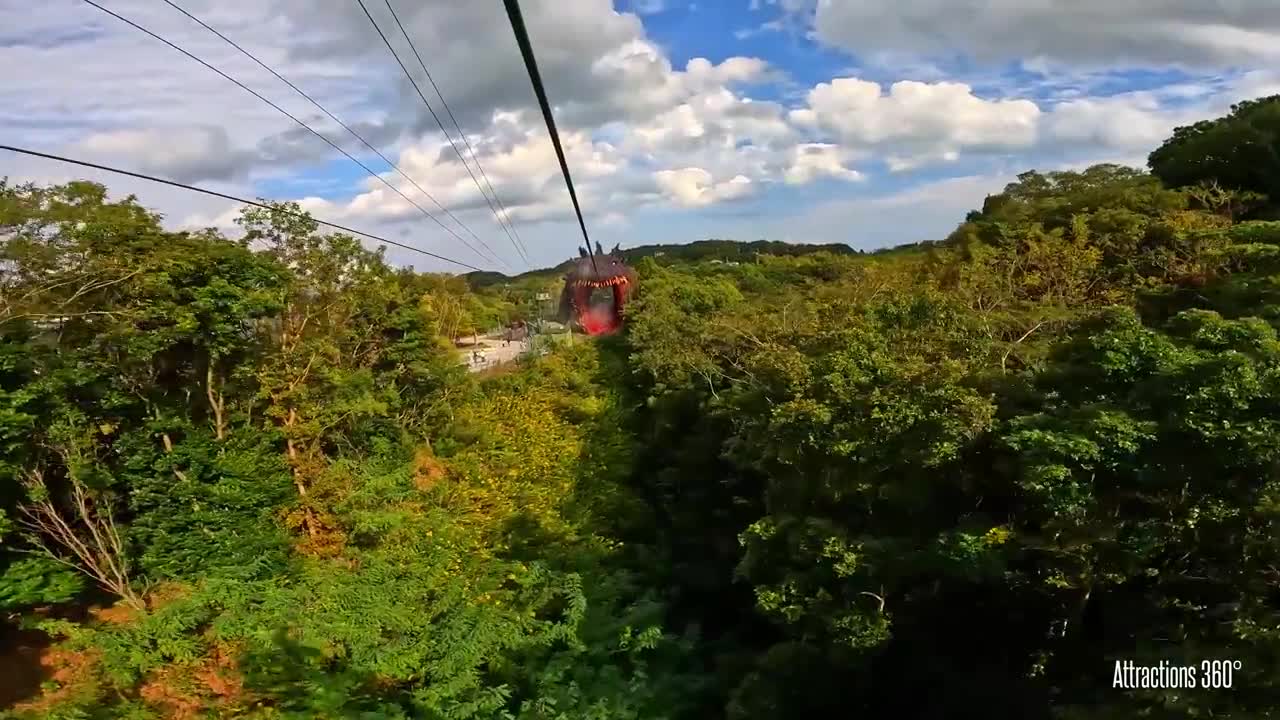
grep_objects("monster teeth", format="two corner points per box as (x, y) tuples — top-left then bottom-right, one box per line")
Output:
(572, 277), (629, 288)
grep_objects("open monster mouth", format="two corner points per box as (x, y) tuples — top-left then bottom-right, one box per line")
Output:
(558, 244), (638, 336)
(572, 277), (631, 289)
(569, 276), (631, 336)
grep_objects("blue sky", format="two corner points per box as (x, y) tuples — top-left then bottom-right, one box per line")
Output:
(2, 0), (1279, 272)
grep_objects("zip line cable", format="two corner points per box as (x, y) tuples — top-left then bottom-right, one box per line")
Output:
(354, 0), (531, 268)
(157, 0), (512, 271)
(78, 0), (505, 270)
(501, 0), (598, 273)
(0, 145), (481, 271)
(382, 0), (531, 263)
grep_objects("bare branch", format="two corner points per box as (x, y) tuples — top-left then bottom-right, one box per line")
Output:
(858, 589), (887, 613)
(206, 365), (227, 441)
(60, 267), (143, 307)
(1001, 320), (1046, 372)
(18, 468), (144, 610)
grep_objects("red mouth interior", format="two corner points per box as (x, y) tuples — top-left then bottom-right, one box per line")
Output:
(571, 277), (630, 336)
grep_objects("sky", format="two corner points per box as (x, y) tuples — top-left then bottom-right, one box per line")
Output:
(3, 0), (1280, 273)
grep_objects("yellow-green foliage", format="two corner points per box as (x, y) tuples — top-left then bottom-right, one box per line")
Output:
(442, 391), (582, 543)
(8, 97), (1280, 720)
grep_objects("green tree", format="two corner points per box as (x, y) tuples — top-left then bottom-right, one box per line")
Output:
(1148, 95), (1280, 213)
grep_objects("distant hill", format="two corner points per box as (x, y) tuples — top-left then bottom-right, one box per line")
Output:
(621, 239), (857, 263)
(464, 239), (860, 289)
(864, 239), (940, 257)
(461, 271), (513, 289)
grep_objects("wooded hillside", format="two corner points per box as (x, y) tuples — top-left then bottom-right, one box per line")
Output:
(2, 96), (1280, 719)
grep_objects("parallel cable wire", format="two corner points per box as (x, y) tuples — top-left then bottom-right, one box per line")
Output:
(382, 0), (530, 263)
(157, 0), (513, 271)
(354, 0), (531, 268)
(79, 0), (506, 270)
(501, 0), (598, 273)
(0, 145), (481, 270)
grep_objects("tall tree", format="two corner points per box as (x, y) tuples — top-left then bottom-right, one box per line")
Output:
(1149, 95), (1280, 214)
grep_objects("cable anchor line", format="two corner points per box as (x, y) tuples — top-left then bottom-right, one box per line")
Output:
(383, 0), (532, 265)
(0, 144), (481, 271)
(159, 0), (510, 270)
(79, 0), (505, 269)
(501, 0), (599, 274)
(357, 0), (530, 268)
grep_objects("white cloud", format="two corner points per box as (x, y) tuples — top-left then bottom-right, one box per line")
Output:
(760, 0), (814, 12)
(1226, 69), (1280, 103)
(884, 151), (959, 174)
(292, 114), (629, 227)
(784, 143), (863, 184)
(180, 204), (245, 233)
(1, 147), (245, 233)
(654, 168), (754, 207)
(76, 126), (257, 183)
(791, 78), (1041, 169)
(767, 173), (1010, 248)
(809, 0), (1280, 69)
(4, 0), (1279, 271)
(632, 0), (666, 15)
(1043, 93), (1178, 152)
(1041, 69), (1280, 156)
(0, 0), (797, 266)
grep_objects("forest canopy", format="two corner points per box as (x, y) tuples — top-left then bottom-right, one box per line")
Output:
(2, 97), (1280, 719)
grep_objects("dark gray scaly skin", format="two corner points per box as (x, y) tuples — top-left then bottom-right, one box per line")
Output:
(557, 242), (637, 330)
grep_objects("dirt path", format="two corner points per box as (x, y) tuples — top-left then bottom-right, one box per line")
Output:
(459, 337), (530, 373)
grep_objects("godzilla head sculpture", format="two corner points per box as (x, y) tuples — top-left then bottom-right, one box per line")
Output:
(557, 242), (637, 335)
